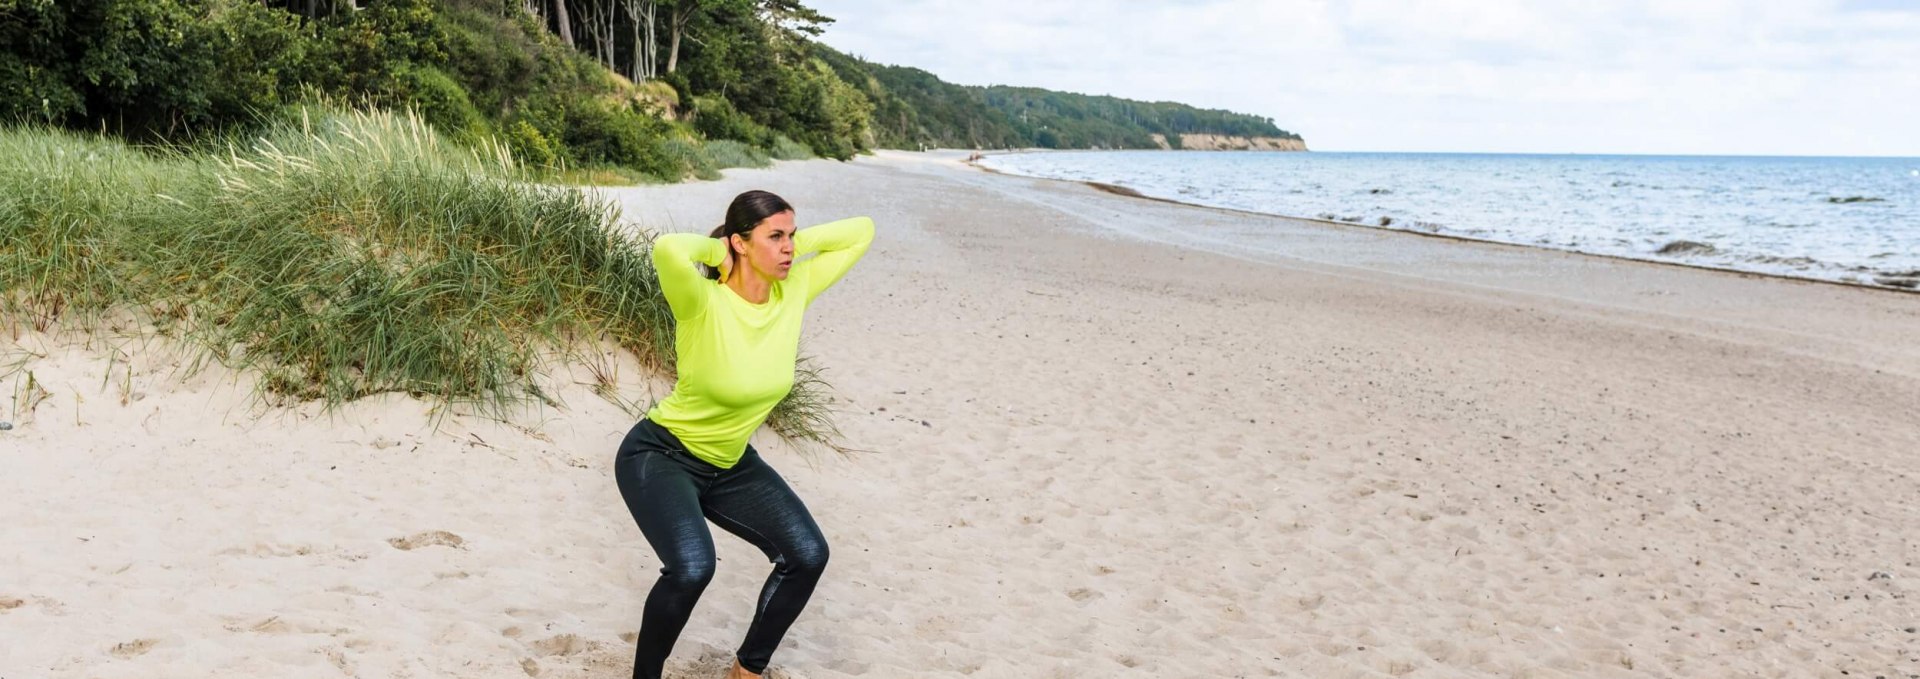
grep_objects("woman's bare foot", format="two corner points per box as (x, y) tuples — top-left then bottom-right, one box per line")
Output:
(724, 659), (761, 679)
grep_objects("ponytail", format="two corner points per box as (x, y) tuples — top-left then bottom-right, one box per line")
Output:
(701, 224), (732, 281)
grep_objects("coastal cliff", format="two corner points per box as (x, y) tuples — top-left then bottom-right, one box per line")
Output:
(1152, 133), (1308, 151)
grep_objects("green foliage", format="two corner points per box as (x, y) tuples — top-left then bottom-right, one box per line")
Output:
(702, 140), (772, 169)
(307, 0), (445, 98)
(657, 136), (723, 181)
(0, 0), (84, 124)
(813, 44), (1299, 151)
(2, 0), (1302, 186)
(691, 94), (775, 148)
(0, 126), (169, 329)
(814, 49), (1018, 150)
(390, 66), (489, 143)
(0, 110), (838, 437)
(435, 0), (614, 118)
(0, 0), (319, 136)
(202, 1), (314, 123)
(504, 120), (557, 168)
(632, 79), (682, 118)
(680, 2), (868, 159)
(650, 136), (772, 182)
(797, 58), (876, 159)
(983, 85), (1297, 149)
(558, 98), (677, 179)
(768, 134), (813, 161)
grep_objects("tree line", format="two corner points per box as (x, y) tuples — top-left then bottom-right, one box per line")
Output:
(2, 0), (1304, 171)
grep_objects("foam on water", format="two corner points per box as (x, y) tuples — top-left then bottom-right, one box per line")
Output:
(980, 151), (1920, 289)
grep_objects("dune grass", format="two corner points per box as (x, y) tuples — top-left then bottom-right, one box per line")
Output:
(0, 109), (836, 443)
(769, 135), (814, 161)
(703, 140), (774, 170)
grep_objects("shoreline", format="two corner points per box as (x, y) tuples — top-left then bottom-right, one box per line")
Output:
(966, 151), (1920, 294)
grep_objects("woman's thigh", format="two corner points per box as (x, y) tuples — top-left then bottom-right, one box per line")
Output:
(615, 447), (716, 571)
(700, 449), (827, 563)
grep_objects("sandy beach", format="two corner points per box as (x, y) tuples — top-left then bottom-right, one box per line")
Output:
(5, 150), (1918, 678)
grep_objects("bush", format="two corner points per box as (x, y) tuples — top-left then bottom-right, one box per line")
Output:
(203, 0), (316, 125)
(390, 66), (489, 143)
(308, 0), (444, 98)
(560, 99), (677, 179)
(691, 94), (775, 148)
(773, 59), (873, 161)
(633, 79), (681, 119)
(504, 120), (557, 168)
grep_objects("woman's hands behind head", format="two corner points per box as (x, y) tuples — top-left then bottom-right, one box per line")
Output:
(717, 237), (734, 282)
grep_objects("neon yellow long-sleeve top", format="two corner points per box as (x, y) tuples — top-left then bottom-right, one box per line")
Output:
(644, 216), (874, 468)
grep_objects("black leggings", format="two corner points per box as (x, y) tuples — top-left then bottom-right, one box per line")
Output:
(613, 419), (829, 679)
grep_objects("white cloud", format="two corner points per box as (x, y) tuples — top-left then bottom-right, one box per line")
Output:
(805, 0), (1920, 155)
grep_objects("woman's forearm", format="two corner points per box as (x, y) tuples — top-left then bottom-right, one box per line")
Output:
(652, 233), (728, 318)
(794, 217), (876, 257)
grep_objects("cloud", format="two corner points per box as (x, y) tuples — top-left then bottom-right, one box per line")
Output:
(806, 0), (1920, 155)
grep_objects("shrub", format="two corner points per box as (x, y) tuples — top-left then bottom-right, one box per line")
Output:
(504, 120), (557, 168)
(391, 66), (489, 143)
(633, 79), (682, 119)
(203, 0), (316, 125)
(561, 99), (677, 180)
(691, 94), (775, 148)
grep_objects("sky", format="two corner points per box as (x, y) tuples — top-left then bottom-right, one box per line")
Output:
(803, 0), (1920, 156)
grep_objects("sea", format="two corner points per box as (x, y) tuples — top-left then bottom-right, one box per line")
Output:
(977, 151), (1920, 289)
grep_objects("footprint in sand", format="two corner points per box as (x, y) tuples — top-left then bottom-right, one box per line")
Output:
(3, 595), (66, 616)
(528, 633), (595, 657)
(217, 543), (316, 558)
(388, 530), (465, 550)
(322, 646), (355, 674)
(110, 638), (159, 659)
(225, 615), (294, 634)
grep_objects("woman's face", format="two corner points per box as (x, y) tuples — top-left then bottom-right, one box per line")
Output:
(732, 210), (796, 281)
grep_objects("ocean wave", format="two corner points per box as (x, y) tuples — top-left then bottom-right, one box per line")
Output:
(1742, 254), (1820, 269)
(1655, 240), (1719, 256)
(981, 150), (1920, 291)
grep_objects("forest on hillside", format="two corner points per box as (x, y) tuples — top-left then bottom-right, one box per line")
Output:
(2, 0), (1304, 175)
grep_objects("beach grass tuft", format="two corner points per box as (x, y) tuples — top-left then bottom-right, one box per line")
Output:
(769, 135), (814, 161)
(1, 109), (838, 443)
(703, 140), (773, 170)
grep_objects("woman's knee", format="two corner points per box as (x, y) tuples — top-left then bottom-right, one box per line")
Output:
(788, 536), (829, 574)
(660, 556), (717, 591)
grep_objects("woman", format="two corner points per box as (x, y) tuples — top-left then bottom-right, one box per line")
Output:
(614, 189), (874, 679)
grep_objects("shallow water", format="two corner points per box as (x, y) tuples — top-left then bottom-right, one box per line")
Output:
(981, 151), (1920, 288)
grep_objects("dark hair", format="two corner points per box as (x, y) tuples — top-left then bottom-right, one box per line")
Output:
(704, 190), (794, 281)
